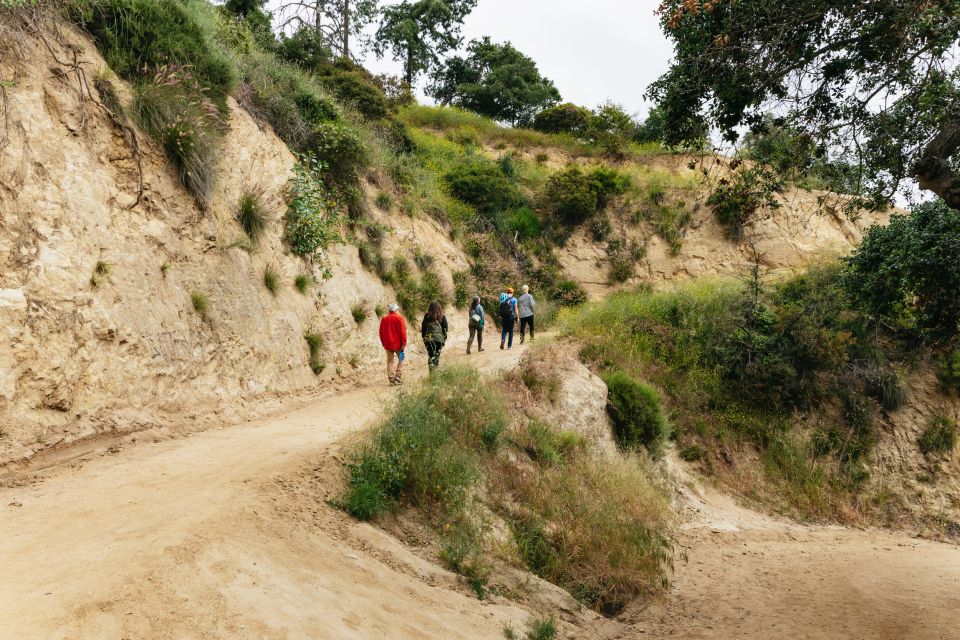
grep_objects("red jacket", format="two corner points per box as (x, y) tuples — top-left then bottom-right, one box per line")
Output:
(379, 312), (407, 352)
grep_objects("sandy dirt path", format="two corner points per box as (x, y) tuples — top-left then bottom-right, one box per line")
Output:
(3, 331), (960, 639)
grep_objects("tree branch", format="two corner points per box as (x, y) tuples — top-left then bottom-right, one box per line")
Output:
(914, 122), (960, 209)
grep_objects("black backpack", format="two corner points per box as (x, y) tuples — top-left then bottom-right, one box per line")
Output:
(499, 298), (513, 321)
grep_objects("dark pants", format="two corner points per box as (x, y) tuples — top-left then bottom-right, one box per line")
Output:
(468, 325), (483, 351)
(500, 317), (514, 348)
(520, 315), (534, 339)
(425, 341), (443, 370)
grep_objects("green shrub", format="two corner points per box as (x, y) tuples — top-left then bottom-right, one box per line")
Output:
(919, 415), (957, 455)
(844, 200), (960, 340)
(439, 517), (491, 598)
(544, 165), (597, 224)
(69, 0), (235, 107)
(294, 273), (312, 294)
(533, 102), (592, 135)
(285, 152), (343, 260)
(304, 330), (325, 374)
(506, 206), (541, 240)
(190, 290), (209, 316)
(375, 190), (393, 210)
(707, 165), (783, 239)
(863, 366), (907, 411)
(552, 278), (587, 307)
(602, 372), (670, 453)
(351, 302), (368, 325)
(524, 617), (557, 640)
(262, 263), (281, 296)
(939, 350), (960, 391)
(444, 160), (520, 224)
(236, 187), (270, 242)
(321, 69), (388, 120)
(312, 121), (367, 186)
(452, 270), (470, 308)
(90, 260), (112, 288)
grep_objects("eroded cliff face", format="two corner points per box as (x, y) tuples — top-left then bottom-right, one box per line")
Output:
(0, 28), (467, 464)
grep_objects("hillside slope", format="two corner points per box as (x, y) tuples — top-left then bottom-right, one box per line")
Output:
(0, 15), (883, 469)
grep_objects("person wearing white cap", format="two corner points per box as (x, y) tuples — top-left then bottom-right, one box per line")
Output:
(378, 303), (407, 385)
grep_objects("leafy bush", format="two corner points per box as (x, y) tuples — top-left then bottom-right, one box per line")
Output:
(844, 200), (960, 340)
(544, 165), (598, 224)
(452, 270), (470, 308)
(322, 69), (389, 121)
(444, 159), (520, 224)
(236, 187), (270, 242)
(602, 372), (669, 453)
(285, 152), (343, 261)
(707, 165), (783, 239)
(311, 122), (368, 186)
(919, 415), (957, 455)
(506, 206), (541, 240)
(533, 102), (592, 135)
(551, 278), (587, 307)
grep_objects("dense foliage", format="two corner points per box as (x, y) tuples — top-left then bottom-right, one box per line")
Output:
(285, 152), (343, 265)
(844, 200), (960, 340)
(650, 0), (960, 210)
(427, 37), (560, 126)
(602, 372), (670, 453)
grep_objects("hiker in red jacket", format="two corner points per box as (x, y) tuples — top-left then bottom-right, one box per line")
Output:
(378, 303), (407, 385)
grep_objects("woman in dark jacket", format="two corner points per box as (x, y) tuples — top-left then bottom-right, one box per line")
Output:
(421, 300), (448, 371)
(467, 295), (484, 354)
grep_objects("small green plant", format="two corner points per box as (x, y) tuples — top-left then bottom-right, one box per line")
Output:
(535, 152), (549, 163)
(374, 303), (386, 318)
(263, 263), (281, 296)
(34, 432), (45, 445)
(190, 291), (210, 317)
(294, 273), (312, 294)
(285, 152), (343, 259)
(413, 247), (435, 271)
(90, 260), (112, 287)
(919, 415), (957, 455)
(351, 302), (369, 325)
(236, 187), (271, 243)
(524, 616), (557, 640)
(304, 330), (325, 374)
(452, 270), (470, 308)
(439, 518), (491, 598)
(602, 372), (670, 454)
(503, 624), (518, 640)
(938, 350), (960, 392)
(160, 261), (171, 277)
(375, 190), (393, 210)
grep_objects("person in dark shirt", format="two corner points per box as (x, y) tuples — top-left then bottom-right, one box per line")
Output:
(420, 300), (448, 371)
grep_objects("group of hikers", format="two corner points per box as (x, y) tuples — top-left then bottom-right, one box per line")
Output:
(377, 286), (536, 385)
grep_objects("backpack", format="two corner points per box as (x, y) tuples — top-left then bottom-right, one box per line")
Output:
(499, 298), (514, 321)
(424, 318), (446, 345)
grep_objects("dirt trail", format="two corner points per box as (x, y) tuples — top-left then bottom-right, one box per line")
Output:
(2, 333), (959, 639)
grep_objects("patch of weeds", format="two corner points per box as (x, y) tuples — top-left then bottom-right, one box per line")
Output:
(90, 260), (112, 288)
(652, 202), (691, 256)
(524, 616), (557, 640)
(351, 302), (369, 325)
(503, 624), (518, 640)
(919, 415), (957, 456)
(263, 262), (282, 296)
(439, 517), (491, 599)
(160, 261), (171, 277)
(304, 330), (325, 374)
(236, 187), (271, 243)
(374, 303), (386, 318)
(518, 354), (561, 402)
(938, 349), (960, 392)
(679, 444), (707, 462)
(452, 270), (470, 309)
(413, 247), (435, 271)
(294, 273), (312, 294)
(375, 190), (393, 210)
(34, 432), (45, 445)
(348, 352), (361, 368)
(190, 290), (210, 317)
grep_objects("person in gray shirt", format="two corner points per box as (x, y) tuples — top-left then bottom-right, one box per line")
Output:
(517, 285), (536, 344)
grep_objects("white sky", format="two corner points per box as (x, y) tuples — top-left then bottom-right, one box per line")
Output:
(267, 0), (673, 119)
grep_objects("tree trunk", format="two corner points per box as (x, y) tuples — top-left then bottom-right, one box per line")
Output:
(341, 0), (350, 59)
(914, 122), (960, 210)
(405, 46), (413, 86)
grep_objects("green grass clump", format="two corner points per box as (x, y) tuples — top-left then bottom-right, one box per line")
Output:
(350, 302), (368, 325)
(294, 273), (312, 294)
(304, 330), (325, 374)
(262, 263), (281, 296)
(602, 371), (670, 454)
(236, 187), (270, 242)
(523, 617), (557, 640)
(919, 416), (957, 456)
(190, 290), (209, 316)
(938, 349), (960, 392)
(375, 190), (393, 210)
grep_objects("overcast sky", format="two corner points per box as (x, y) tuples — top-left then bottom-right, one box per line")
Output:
(268, 0), (673, 119)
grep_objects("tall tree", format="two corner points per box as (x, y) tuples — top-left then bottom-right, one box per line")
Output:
(649, 1), (960, 210)
(427, 37), (560, 126)
(374, 0), (477, 87)
(223, 0), (274, 46)
(275, 0), (379, 59)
